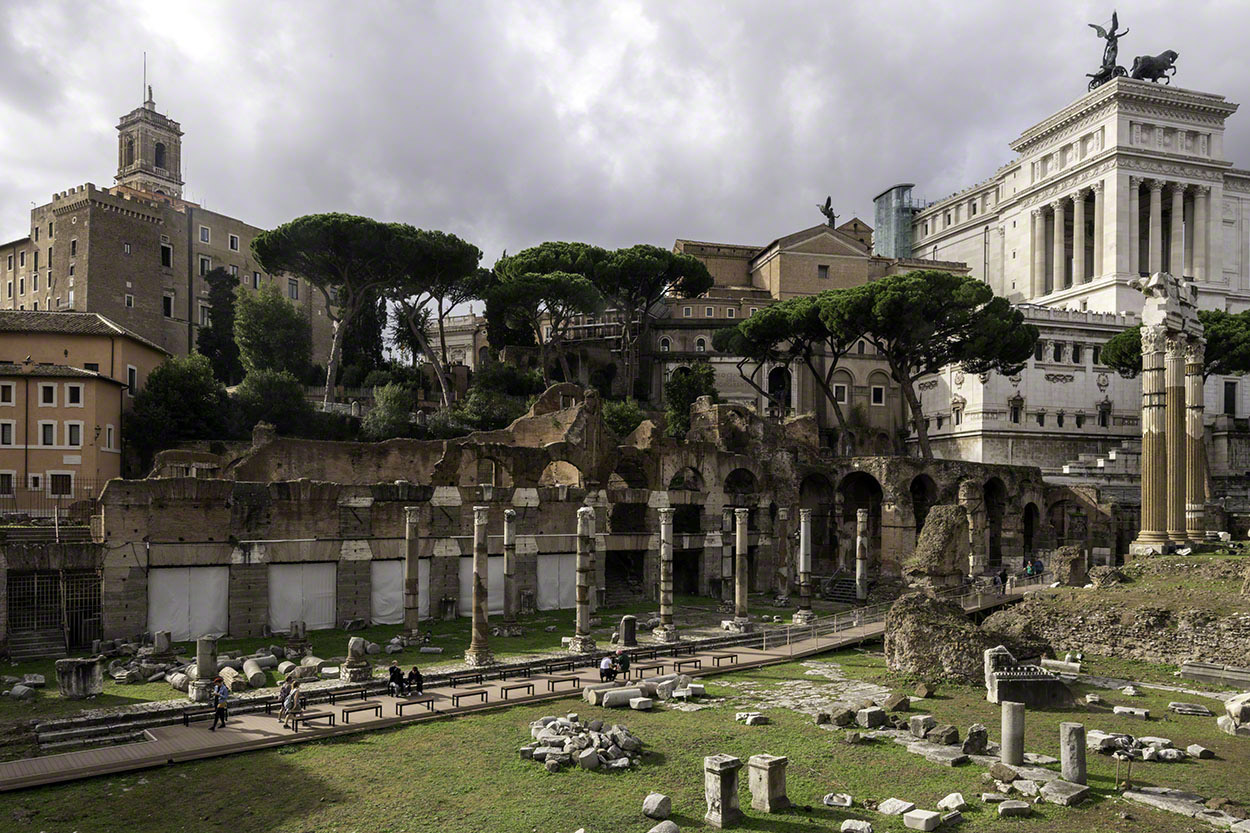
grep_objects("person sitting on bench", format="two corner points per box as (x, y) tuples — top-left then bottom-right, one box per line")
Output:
(282, 680), (303, 729)
(388, 660), (408, 696)
(599, 655), (616, 682)
(406, 665), (424, 695)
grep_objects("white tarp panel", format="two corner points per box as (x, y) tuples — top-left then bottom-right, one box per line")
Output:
(147, 566), (229, 642)
(268, 562), (338, 632)
(370, 560), (404, 625)
(535, 552), (577, 611)
(418, 558), (430, 620)
(457, 556), (505, 616)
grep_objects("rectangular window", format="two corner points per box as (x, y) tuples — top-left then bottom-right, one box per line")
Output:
(1226, 380), (1238, 416)
(200, 226), (210, 243)
(18, 277), (24, 295)
(0, 422), (12, 445)
(0, 472), (12, 496)
(0, 383), (11, 405)
(936, 415), (944, 429)
(871, 386), (885, 406)
(1053, 342), (1062, 362)
(683, 307), (692, 317)
(199, 256), (211, 276)
(68, 264), (75, 277)
(19, 251), (25, 268)
(161, 243), (173, 267)
(83, 362), (99, 372)
(1092, 346), (1101, 365)
(1072, 344), (1082, 363)
(49, 473), (72, 497)
(5, 254), (11, 270)
(199, 304), (211, 327)
(123, 242), (131, 255)
(252, 271), (261, 289)
(1010, 406), (1021, 424)
(727, 308), (735, 319)
(818, 264), (829, 280)
(33, 250), (38, 270)
(749, 307), (757, 316)
(31, 272), (37, 292)
(1098, 410), (1109, 428)
(1036, 412), (1045, 426)
(229, 234), (240, 251)
(1057, 413), (1065, 427)
(127, 365), (138, 396)
(106, 424), (115, 450)
(834, 384), (848, 404)
(230, 264), (239, 277)
(40, 422), (55, 446)
(65, 384), (83, 406)
(5, 281), (9, 298)
(288, 279), (299, 300)
(125, 293), (134, 308)
(28, 474), (40, 491)
(66, 422), (82, 447)
(1076, 413), (1085, 428)
(953, 409), (962, 426)
(39, 383), (56, 406)
(705, 306), (713, 317)
(70, 239), (77, 257)
(163, 293), (173, 318)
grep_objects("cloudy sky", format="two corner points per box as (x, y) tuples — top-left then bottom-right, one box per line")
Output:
(2, 0), (1247, 270)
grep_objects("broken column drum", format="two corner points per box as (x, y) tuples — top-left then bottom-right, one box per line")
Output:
(704, 753), (745, 828)
(793, 508), (816, 625)
(569, 506), (597, 653)
(1059, 721), (1087, 785)
(655, 507), (678, 642)
(502, 508), (518, 623)
(1001, 700), (1025, 766)
(188, 636), (218, 702)
(855, 507), (869, 601)
(464, 505), (495, 667)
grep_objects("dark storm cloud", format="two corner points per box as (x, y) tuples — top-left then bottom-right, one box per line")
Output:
(2, 0), (1248, 267)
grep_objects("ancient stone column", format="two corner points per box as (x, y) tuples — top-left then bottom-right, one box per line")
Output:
(619, 614), (637, 647)
(1165, 333), (1187, 543)
(1134, 325), (1169, 552)
(734, 507), (750, 628)
(655, 507), (678, 642)
(1051, 198), (1067, 289)
(502, 508), (518, 623)
(855, 508), (869, 601)
(1148, 179), (1164, 273)
(188, 636), (217, 702)
(403, 506), (422, 631)
(1031, 208), (1046, 298)
(1059, 722), (1087, 785)
(704, 753), (745, 828)
(1185, 337), (1207, 541)
(569, 506), (596, 653)
(1129, 176), (1141, 275)
(1194, 185), (1209, 280)
(793, 508), (815, 624)
(1170, 183), (1186, 277)
(1001, 700), (1025, 766)
(721, 507), (735, 603)
(464, 505), (494, 667)
(1073, 188), (1087, 284)
(1093, 180), (1105, 277)
(748, 753), (790, 813)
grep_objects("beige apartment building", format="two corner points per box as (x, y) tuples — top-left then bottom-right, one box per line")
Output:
(0, 89), (333, 363)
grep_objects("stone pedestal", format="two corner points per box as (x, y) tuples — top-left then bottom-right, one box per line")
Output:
(571, 507), (596, 654)
(723, 617), (754, 634)
(342, 659), (371, 682)
(54, 656), (105, 699)
(855, 508), (869, 600)
(151, 630), (174, 661)
(1059, 722), (1086, 785)
(792, 609), (817, 625)
(704, 753), (744, 828)
(465, 505), (495, 667)
(657, 507), (677, 642)
(619, 614), (638, 647)
(285, 620), (309, 661)
(1001, 700), (1025, 766)
(748, 754), (790, 813)
(188, 636), (218, 702)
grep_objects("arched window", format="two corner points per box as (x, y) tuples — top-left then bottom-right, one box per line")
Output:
(124, 138), (135, 167)
(659, 337), (671, 352)
(695, 337), (706, 352)
(154, 142), (167, 170)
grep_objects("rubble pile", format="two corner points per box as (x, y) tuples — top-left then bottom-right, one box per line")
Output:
(519, 714), (644, 772)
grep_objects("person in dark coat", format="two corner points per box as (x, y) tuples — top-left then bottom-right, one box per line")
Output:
(388, 660), (408, 696)
(406, 666), (424, 695)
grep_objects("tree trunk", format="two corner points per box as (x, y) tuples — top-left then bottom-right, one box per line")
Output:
(898, 372), (931, 459)
(555, 340), (573, 384)
(436, 298), (451, 369)
(802, 353), (853, 452)
(403, 305), (451, 407)
(537, 338), (552, 387)
(323, 316), (347, 406)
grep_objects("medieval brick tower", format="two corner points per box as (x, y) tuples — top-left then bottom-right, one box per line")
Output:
(115, 86), (184, 198)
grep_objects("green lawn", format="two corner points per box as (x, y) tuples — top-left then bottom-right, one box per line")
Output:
(0, 649), (1243, 832)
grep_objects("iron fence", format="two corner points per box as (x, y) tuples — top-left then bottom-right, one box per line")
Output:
(0, 478), (106, 525)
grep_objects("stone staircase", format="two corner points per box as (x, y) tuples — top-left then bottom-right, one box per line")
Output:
(8, 630), (67, 662)
(820, 575), (859, 605)
(603, 580), (646, 608)
(1050, 440), (1141, 485)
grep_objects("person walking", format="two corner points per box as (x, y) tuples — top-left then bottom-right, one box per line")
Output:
(209, 676), (230, 731)
(276, 677), (294, 723)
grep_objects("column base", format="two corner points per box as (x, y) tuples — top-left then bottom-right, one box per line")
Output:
(722, 618), (754, 634)
(463, 647), (496, 667)
(187, 680), (213, 703)
(1129, 536), (1167, 557)
(567, 635), (597, 654)
(791, 609), (817, 625)
(653, 625), (680, 643)
(341, 660), (372, 682)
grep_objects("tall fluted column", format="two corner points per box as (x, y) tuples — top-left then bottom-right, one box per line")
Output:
(1073, 189), (1087, 284)
(1051, 198), (1067, 289)
(464, 505), (494, 666)
(1134, 325), (1169, 552)
(570, 506), (596, 653)
(793, 508), (815, 625)
(1185, 337), (1207, 541)
(1170, 184), (1186, 277)
(1092, 181), (1104, 278)
(403, 506), (422, 631)
(502, 508), (517, 623)
(1129, 176), (1141, 275)
(734, 507), (751, 627)
(655, 507), (678, 642)
(1194, 186), (1209, 281)
(1148, 180), (1164, 274)
(1165, 334), (1187, 543)
(1031, 209), (1046, 298)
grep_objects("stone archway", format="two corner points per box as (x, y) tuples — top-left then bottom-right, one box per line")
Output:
(984, 477), (1007, 567)
(909, 474), (938, 536)
(838, 471), (882, 572)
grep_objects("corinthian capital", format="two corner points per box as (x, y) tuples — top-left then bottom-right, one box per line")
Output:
(1141, 324), (1168, 354)
(1184, 336), (1206, 364)
(1147, 178), (1165, 193)
(1129, 175), (1142, 188)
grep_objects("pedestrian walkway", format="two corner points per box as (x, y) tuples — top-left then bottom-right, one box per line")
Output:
(0, 581), (1038, 792)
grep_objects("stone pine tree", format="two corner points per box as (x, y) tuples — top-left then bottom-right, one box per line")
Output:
(195, 267), (244, 385)
(252, 213), (398, 406)
(1102, 309), (1250, 380)
(852, 270), (1038, 459)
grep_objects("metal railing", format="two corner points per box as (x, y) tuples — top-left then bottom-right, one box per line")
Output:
(0, 479), (106, 524)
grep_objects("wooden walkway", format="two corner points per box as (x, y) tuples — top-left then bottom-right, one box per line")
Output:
(0, 586), (1032, 792)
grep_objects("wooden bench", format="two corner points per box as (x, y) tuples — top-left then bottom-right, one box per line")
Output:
(395, 696), (436, 716)
(543, 660), (576, 674)
(674, 658), (702, 673)
(451, 689), (488, 707)
(182, 706), (216, 727)
(341, 702), (383, 723)
(632, 648), (659, 661)
(501, 682), (535, 700)
(448, 671), (484, 688)
(291, 711), (335, 731)
(329, 686), (369, 704)
(547, 676), (581, 692)
(257, 695), (282, 715)
(632, 663), (664, 679)
(708, 652), (738, 667)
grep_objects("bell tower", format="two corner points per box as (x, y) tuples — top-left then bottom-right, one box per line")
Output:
(115, 86), (184, 198)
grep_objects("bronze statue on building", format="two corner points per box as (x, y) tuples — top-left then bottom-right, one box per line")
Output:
(819, 196), (839, 227)
(1130, 50), (1179, 83)
(1086, 11), (1129, 90)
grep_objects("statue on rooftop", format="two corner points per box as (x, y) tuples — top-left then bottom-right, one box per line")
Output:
(1086, 11), (1129, 91)
(819, 196), (838, 227)
(1130, 50), (1179, 84)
